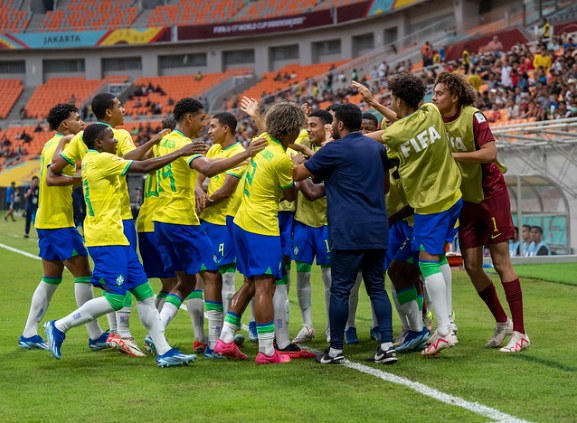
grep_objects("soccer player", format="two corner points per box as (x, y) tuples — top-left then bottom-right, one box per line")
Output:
(4, 181), (17, 222)
(360, 113), (378, 134)
(43, 123), (202, 367)
(432, 71), (529, 353)
(214, 102), (305, 364)
(18, 103), (109, 352)
(151, 98), (265, 359)
(366, 74), (462, 357)
(136, 117), (178, 315)
(49, 93), (168, 357)
(293, 103), (395, 365)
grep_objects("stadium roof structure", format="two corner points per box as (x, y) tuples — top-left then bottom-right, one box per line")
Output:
(505, 174), (571, 255)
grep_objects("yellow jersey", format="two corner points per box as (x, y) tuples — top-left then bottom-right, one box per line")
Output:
(234, 133), (294, 236)
(279, 129), (307, 213)
(152, 130), (203, 226)
(35, 134), (76, 229)
(136, 171), (159, 233)
(200, 142), (246, 226)
(60, 122), (136, 221)
(294, 142), (327, 228)
(226, 167), (247, 218)
(81, 150), (133, 247)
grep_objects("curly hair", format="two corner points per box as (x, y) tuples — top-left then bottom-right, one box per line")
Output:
(47, 103), (78, 131)
(265, 102), (306, 141)
(173, 97), (204, 122)
(388, 74), (426, 110)
(434, 71), (477, 107)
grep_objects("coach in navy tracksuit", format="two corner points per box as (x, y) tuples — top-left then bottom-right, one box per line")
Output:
(292, 103), (396, 365)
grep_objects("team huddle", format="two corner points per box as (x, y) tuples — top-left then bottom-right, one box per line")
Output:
(18, 71), (529, 368)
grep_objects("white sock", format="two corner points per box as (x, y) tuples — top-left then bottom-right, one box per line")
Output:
(206, 309), (223, 349)
(159, 302), (179, 330)
(440, 263), (453, 316)
(23, 281), (58, 338)
(221, 272), (236, 315)
(116, 306), (132, 339)
(321, 267), (332, 330)
(186, 297), (206, 342)
(422, 275), (433, 315)
(424, 272), (450, 336)
(55, 297), (114, 333)
(106, 312), (117, 334)
(390, 282), (410, 330)
(137, 297), (171, 355)
(346, 273), (362, 329)
(258, 331), (275, 356)
(296, 271), (313, 327)
(273, 284), (290, 349)
(220, 321), (237, 344)
(249, 299), (255, 323)
(380, 341), (393, 350)
(399, 300), (424, 332)
(329, 347), (342, 357)
(74, 283), (103, 340)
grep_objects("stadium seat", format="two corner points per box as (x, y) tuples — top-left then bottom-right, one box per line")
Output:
(0, 0), (32, 33)
(0, 79), (24, 119)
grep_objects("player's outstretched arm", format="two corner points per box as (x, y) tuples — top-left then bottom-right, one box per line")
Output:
(291, 153), (314, 181)
(128, 141), (207, 174)
(122, 129), (171, 161)
(240, 97), (266, 133)
(352, 81), (398, 124)
(288, 143), (315, 157)
(365, 129), (386, 144)
(191, 138), (266, 177)
(452, 141), (497, 163)
(47, 134), (75, 175)
(195, 174), (209, 214)
(298, 178), (325, 201)
(205, 175), (241, 208)
(46, 166), (81, 187)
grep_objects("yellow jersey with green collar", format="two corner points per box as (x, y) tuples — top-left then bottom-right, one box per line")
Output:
(60, 123), (136, 220)
(382, 103), (462, 214)
(35, 134), (76, 229)
(226, 167), (246, 218)
(81, 150), (133, 247)
(136, 171), (159, 233)
(279, 129), (307, 213)
(294, 142), (327, 228)
(200, 142), (246, 226)
(152, 130), (203, 226)
(234, 133), (294, 236)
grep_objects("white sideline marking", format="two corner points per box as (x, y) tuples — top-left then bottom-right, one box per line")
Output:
(2, 239), (531, 423)
(0, 242), (41, 261)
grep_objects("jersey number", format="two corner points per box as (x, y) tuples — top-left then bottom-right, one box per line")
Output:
(243, 159), (257, 197)
(145, 174), (158, 198)
(158, 164), (176, 193)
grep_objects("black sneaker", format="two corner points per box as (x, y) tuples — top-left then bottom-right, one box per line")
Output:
(315, 348), (344, 364)
(366, 346), (397, 364)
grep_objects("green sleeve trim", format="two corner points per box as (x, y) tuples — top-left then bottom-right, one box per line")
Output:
(122, 160), (133, 176)
(225, 171), (242, 178)
(61, 152), (75, 166)
(280, 181), (294, 189)
(187, 154), (202, 165)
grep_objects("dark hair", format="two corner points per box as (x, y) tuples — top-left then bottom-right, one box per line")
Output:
(213, 112), (238, 133)
(174, 97), (204, 122)
(362, 113), (378, 125)
(32, 176), (39, 181)
(522, 224), (532, 230)
(310, 110), (333, 125)
(83, 124), (109, 150)
(333, 103), (362, 132)
(434, 71), (477, 107)
(531, 225), (543, 234)
(47, 103), (78, 131)
(388, 74), (426, 110)
(326, 104), (339, 112)
(161, 116), (176, 130)
(91, 93), (116, 120)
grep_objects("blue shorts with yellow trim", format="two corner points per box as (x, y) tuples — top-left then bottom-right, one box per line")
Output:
(278, 211), (294, 257)
(154, 222), (218, 275)
(88, 245), (147, 296)
(123, 219), (137, 252)
(291, 220), (331, 265)
(138, 231), (176, 279)
(201, 220), (236, 266)
(232, 223), (283, 280)
(412, 198), (462, 255)
(385, 220), (412, 269)
(37, 227), (88, 262)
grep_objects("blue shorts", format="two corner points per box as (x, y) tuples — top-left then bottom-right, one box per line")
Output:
(385, 220), (413, 269)
(37, 227), (88, 262)
(232, 223), (283, 280)
(291, 221), (331, 265)
(123, 219), (137, 252)
(278, 211), (294, 257)
(226, 215), (234, 239)
(412, 198), (462, 255)
(88, 245), (147, 296)
(154, 221), (218, 275)
(201, 220), (236, 266)
(138, 231), (176, 279)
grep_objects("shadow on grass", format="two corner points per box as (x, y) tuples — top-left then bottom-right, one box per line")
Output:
(513, 354), (577, 372)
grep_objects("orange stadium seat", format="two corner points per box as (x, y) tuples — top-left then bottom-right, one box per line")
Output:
(0, 79), (24, 119)
(0, 0), (32, 33)
(148, 0), (244, 26)
(25, 77), (105, 120)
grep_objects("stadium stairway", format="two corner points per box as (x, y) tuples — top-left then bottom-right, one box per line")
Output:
(131, 8), (155, 28)
(25, 12), (46, 33)
(6, 86), (35, 122)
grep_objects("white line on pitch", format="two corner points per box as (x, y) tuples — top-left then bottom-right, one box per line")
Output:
(0, 242), (41, 260)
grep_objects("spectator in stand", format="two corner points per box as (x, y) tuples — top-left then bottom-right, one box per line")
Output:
(501, 59), (513, 89)
(487, 35), (504, 57)
(521, 224), (532, 256)
(19, 107), (27, 119)
(4, 181), (17, 222)
(462, 45), (471, 74)
(529, 226), (550, 255)
(23, 176), (39, 238)
(506, 98), (521, 119)
(541, 18), (551, 42)
(533, 45), (552, 71)
(509, 227), (520, 257)
(421, 42), (430, 66)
